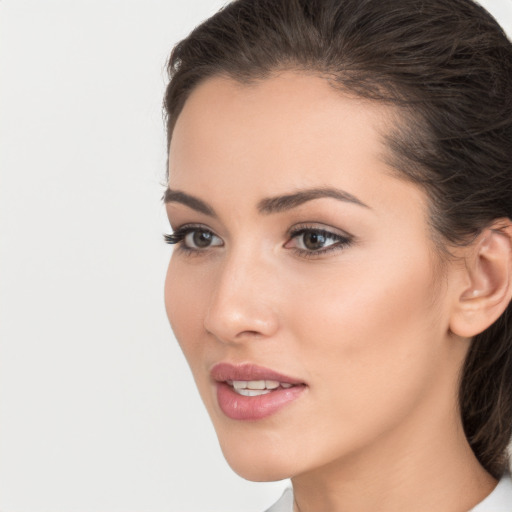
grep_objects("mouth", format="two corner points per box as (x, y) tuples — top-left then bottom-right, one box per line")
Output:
(210, 363), (307, 421)
(226, 379), (295, 396)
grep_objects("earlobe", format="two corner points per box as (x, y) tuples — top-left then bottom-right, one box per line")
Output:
(449, 219), (512, 339)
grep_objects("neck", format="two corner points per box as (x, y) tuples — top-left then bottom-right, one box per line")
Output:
(291, 392), (496, 512)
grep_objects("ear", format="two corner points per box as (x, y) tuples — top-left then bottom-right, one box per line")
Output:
(449, 219), (512, 338)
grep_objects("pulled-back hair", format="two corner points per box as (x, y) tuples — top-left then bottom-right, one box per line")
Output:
(163, 0), (512, 478)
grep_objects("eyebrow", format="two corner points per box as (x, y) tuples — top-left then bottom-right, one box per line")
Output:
(163, 186), (369, 217)
(163, 189), (217, 217)
(257, 187), (369, 214)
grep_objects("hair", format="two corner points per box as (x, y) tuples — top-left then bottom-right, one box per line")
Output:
(163, 0), (512, 478)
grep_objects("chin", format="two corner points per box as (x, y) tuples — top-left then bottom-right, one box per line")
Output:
(216, 430), (297, 482)
(224, 452), (294, 482)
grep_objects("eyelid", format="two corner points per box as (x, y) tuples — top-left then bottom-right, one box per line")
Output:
(164, 222), (354, 258)
(284, 223), (354, 257)
(287, 222), (353, 241)
(164, 223), (223, 250)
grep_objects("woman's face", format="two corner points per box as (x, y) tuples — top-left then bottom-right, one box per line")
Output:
(164, 72), (465, 481)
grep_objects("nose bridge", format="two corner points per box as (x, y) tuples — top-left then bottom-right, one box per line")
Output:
(204, 241), (280, 342)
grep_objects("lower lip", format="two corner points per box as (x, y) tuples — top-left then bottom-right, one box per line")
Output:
(216, 382), (306, 421)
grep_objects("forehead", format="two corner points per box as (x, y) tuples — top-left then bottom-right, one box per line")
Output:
(168, 71), (419, 213)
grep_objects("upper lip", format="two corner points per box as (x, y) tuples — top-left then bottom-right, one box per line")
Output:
(210, 362), (305, 385)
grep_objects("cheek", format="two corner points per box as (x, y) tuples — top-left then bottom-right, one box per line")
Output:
(285, 249), (444, 427)
(164, 255), (209, 362)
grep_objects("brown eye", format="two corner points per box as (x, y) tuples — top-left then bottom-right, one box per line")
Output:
(191, 230), (212, 247)
(184, 229), (223, 249)
(292, 229), (342, 251)
(285, 226), (353, 257)
(302, 231), (328, 250)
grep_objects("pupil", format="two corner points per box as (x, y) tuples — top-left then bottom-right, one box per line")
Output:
(193, 230), (212, 248)
(305, 232), (325, 250)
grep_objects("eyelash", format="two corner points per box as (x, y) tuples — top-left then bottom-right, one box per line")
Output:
(163, 224), (353, 259)
(288, 225), (353, 259)
(163, 225), (220, 257)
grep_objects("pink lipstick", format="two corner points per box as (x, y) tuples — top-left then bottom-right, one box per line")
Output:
(210, 363), (306, 421)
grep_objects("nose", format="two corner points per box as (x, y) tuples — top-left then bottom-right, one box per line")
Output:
(203, 250), (280, 344)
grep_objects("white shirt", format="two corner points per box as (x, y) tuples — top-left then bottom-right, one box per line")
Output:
(265, 473), (512, 512)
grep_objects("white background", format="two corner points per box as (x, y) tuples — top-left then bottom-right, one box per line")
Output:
(1, 1), (511, 511)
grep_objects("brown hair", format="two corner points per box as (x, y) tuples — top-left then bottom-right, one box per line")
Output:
(163, 0), (512, 478)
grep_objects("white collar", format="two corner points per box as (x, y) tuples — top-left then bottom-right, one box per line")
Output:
(470, 473), (512, 512)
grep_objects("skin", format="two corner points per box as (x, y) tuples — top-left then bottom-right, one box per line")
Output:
(164, 72), (499, 512)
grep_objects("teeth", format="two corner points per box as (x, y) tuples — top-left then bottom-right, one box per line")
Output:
(230, 380), (295, 394)
(247, 380), (265, 389)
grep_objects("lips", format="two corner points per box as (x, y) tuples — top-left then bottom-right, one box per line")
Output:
(211, 363), (306, 420)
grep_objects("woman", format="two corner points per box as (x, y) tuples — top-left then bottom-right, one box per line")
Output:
(162, 0), (512, 510)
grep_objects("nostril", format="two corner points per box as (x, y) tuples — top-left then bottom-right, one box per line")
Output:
(204, 302), (280, 344)
(237, 330), (263, 337)
(203, 265), (281, 342)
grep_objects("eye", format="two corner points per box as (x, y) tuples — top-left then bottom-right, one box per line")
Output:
(164, 225), (223, 252)
(285, 225), (353, 257)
